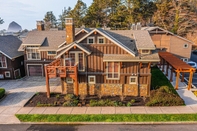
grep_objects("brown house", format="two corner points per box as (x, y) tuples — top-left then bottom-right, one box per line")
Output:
(0, 36), (25, 79)
(19, 18), (158, 98)
(142, 27), (194, 61)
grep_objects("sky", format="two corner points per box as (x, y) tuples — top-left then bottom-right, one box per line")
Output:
(0, 0), (92, 30)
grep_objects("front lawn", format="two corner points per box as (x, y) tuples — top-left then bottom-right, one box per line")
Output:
(16, 114), (197, 122)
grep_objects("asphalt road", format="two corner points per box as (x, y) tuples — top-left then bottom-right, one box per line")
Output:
(1, 124), (197, 131)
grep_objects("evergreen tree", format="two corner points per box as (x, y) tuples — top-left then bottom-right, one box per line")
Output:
(43, 11), (57, 30)
(0, 17), (4, 24)
(69, 0), (87, 28)
(58, 7), (72, 29)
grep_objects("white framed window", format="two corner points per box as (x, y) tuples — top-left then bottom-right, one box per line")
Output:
(97, 37), (105, 44)
(88, 76), (96, 84)
(47, 51), (56, 56)
(141, 50), (150, 54)
(87, 37), (95, 44)
(129, 76), (137, 84)
(0, 53), (7, 68)
(106, 62), (120, 80)
(26, 47), (41, 60)
(5, 71), (10, 78)
(183, 44), (188, 48)
(68, 51), (85, 71)
(66, 77), (73, 84)
(181, 58), (188, 62)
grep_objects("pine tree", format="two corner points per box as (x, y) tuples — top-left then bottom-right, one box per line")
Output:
(58, 7), (72, 29)
(0, 17), (4, 24)
(43, 11), (57, 30)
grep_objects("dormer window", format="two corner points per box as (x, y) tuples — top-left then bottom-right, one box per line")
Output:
(98, 37), (105, 44)
(141, 50), (150, 54)
(87, 37), (95, 44)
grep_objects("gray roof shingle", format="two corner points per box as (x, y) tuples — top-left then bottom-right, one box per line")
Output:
(0, 36), (23, 59)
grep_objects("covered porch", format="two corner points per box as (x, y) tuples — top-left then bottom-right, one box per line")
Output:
(158, 52), (196, 90)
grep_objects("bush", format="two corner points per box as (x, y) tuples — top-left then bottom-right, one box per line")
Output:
(146, 86), (185, 106)
(0, 88), (5, 99)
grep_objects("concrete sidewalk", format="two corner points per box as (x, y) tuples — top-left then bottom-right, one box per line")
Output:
(1, 75), (197, 124)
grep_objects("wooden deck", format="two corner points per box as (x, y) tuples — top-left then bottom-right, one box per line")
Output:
(45, 58), (78, 98)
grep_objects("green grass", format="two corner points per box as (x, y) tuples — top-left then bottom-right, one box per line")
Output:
(16, 114), (197, 122)
(0, 88), (5, 99)
(151, 66), (174, 90)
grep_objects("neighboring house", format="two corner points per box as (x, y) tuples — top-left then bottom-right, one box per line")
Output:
(142, 27), (194, 62)
(41, 18), (160, 97)
(0, 36), (25, 79)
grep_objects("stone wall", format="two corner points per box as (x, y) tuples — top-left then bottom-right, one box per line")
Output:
(100, 84), (122, 96)
(140, 84), (148, 96)
(124, 84), (138, 96)
(78, 83), (87, 96)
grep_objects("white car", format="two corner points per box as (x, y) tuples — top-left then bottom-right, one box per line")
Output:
(187, 61), (197, 69)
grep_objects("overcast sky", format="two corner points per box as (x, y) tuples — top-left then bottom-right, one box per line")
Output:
(0, 0), (92, 30)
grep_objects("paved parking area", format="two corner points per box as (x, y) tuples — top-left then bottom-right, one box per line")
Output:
(184, 73), (197, 88)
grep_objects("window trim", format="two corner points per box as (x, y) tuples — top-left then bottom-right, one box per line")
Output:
(66, 77), (73, 84)
(26, 47), (41, 60)
(87, 37), (95, 44)
(14, 69), (21, 79)
(47, 51), (57, 56)
(88, 76), (96, 84)
(0, 53), (7, 68)
(5, 71), (11, 78)
(69, 51), (85, 71)
(183, 44), (189, 48)
(129, 76), (137, 84)
(141, 50), (150, 54)
(106, 62), (120, 80)
(97, 37), (105, 44)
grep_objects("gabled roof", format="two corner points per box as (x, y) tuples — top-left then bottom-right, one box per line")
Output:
(142, 26), (194, 44)
(21, 30), (66, 50)
(75, 28), (92, 36)
(132, 30), (156, 50)
(0, 36), (23, 59)
(77, 28), (136, 56)
(56, 42), (91, 58)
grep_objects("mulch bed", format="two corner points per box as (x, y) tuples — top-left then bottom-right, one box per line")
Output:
(25, 92), (149, 107)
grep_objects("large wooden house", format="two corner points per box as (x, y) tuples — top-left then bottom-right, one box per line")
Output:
(142, 27), (194, 62)
(0, 36), (25, 79)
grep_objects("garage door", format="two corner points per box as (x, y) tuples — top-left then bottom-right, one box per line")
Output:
(28, 65), (42, 76)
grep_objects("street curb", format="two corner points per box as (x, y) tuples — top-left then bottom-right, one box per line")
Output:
(19, 121), (197, 125)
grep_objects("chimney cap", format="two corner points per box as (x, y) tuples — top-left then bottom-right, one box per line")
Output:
(36, 21), (44, 25)
(65, 18), (74, 25)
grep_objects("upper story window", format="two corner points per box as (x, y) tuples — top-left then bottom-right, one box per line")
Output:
(106, 62), (120, 80)
(183, 44), (188, 48)
(0, 53), (7, 68)
(47, 51), (56, 55)
(87, 37), (95, 44)
(97, 37), (105, 44)
(141, 50), (150, 54)
(26, 47), (41, 60)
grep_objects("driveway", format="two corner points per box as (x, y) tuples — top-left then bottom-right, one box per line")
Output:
(0, 76), (61, 124)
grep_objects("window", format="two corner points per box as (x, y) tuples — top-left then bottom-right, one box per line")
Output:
(26, 47), (41, 60)
(0, 74), (4, 79)
(0, 53), (7, 68)
(88, 76), (96, 84)
(141, 50), (150, 54)
(87, 37), (95, 44)
(183, 44), (188, 48)
(47, 51), (56, 55)
(67, 51), (85, 71)
(5, 71), (10, 78)
(97, 37), (105, 44)
(129, 76), (137, 84)
(66, 77), (73, 84)
(106, 62), (120, 79)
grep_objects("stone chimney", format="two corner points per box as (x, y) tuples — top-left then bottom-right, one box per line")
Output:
(65, 18), (75, 44)
(36, 21), (45, 31)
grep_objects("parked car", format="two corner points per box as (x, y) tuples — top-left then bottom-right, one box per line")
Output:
(187, 61), (197, 72)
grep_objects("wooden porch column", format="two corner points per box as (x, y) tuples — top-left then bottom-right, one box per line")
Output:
(162, 58), (165, 72)
(187, 70), (194, 90)
(181, 72), (185, 82)
(175, 70), (180, 90)
(170, 68), (173, 82)
(74, 65), (79, 96)
(166, 63), (169, 76)
(45, 66), (50, 98)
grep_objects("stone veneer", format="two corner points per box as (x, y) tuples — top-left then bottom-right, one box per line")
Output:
(140, 84), (148, 96)
(123, 84), (138, 96)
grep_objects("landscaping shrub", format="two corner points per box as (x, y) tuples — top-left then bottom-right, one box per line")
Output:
(0, 88), (5, 99)
(146, 86), (185, 106)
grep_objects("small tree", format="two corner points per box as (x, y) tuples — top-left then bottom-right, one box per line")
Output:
(43, 11), (57, 30)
